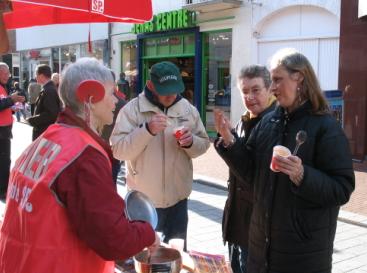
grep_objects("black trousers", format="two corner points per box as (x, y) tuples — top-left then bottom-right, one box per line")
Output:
(0, 138), (11, 194)
(156, 198), (188, 251)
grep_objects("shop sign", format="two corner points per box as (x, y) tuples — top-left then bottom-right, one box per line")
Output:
(132, 9), (196, 34)
(359, 0), (367, 18)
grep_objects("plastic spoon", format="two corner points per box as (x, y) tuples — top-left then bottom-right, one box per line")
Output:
(293, 130), (307, 155)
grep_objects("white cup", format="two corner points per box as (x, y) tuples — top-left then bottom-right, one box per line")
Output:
(168, 238), (184, 252)
(270, 145), (291, 172)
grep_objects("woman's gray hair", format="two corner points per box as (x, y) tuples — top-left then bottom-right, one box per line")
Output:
(59, 57), (113, 114)
(238, 65), (271, 89)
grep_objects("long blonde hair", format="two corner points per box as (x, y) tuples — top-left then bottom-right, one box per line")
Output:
(270, 48), (329, 114)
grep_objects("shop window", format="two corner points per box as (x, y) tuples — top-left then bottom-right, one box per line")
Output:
(202, 30), (232, 133)
(142, 34), (195, 58)
(121, 40), (138, 99)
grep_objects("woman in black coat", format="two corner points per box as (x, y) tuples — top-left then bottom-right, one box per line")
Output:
(214, 49), (355, 273)
(215, 65), (276, 273)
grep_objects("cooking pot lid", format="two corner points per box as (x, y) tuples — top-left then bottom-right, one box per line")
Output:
(125, 190), (158, 230)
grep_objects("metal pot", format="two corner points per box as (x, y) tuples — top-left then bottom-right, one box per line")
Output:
(134, 247), (182, 273)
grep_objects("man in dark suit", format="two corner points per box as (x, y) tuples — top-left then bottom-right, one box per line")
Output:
(27, 65), (61, 141)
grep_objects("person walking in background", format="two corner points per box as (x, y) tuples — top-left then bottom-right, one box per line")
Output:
(22, 74), (29, 92)
(116, 72), (129, 100)
(111, 61), (210, 248)
(27, 78), (41, 115)
(27, 64), (61, 140)
(0, 58), (159, 273)
(12, 81), (28, 122)
(0, 62), (25, 200)
(51, 72), (60, 89)
(101, 70), (126, 183)
(215, 48), (355, 273)
(214, 65), (276, 273)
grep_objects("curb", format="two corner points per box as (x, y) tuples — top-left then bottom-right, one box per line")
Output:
(194, 174), (227, 191)
(193, 173), (367, 229)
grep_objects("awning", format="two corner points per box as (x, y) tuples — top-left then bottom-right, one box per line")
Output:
(4, 0), (153, 29)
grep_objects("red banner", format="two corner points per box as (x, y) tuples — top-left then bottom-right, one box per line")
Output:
(4, 0), (152, 29)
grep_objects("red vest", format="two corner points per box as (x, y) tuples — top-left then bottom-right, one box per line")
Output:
(0, 84), (13, 126)
(0, 124), (114, 273)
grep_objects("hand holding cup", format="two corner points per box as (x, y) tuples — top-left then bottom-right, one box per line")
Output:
(174, 126), (193, 147)
(270, 145), (291, 172)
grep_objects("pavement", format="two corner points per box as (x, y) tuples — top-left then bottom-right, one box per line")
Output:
(4, 121), (367, 272)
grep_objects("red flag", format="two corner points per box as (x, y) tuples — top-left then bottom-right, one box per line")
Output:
(3, 0), (152, 29)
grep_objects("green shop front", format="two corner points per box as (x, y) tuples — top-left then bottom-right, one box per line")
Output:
(122, 9), (232, 136)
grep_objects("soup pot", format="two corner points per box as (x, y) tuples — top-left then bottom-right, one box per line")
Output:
(134, 247), (182, 273)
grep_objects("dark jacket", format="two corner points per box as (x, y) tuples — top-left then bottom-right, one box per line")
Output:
(28, 81), (61, 140)
(218, 101), (276, 248)
(217, 101), (355, 273)
(101, 93), (126, 142)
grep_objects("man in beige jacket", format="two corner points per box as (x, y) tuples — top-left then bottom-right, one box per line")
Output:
(111, 61), (210, 249)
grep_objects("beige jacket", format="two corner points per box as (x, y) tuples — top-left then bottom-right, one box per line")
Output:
(111, 93), (210, 208)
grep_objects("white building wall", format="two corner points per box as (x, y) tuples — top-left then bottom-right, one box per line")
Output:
(226, 7), (252, 124)
(16, 23), (108, 51)
(254, 4), (340, 90)
(227, 0), (340, 124)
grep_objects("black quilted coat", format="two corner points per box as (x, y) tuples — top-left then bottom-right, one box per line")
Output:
(219, 102), (276, 248)
(217, 101), (355, 273)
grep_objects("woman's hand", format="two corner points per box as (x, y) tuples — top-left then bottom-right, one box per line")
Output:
(273, 155), (304, 186)
(214, 109), (233, 146)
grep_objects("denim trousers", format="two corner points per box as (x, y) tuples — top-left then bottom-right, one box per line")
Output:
(156, 198), (188, 251)
(228, 243), (248, 273)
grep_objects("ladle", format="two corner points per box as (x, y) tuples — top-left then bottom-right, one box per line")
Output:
(293, 130), (307, 155)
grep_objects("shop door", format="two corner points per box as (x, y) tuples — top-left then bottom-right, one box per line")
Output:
(202, 30), (232, 135)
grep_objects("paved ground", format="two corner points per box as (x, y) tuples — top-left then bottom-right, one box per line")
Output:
(5, 121), (367, 272)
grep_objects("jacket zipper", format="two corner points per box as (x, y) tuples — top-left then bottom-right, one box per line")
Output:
(162, 108), (167, 205)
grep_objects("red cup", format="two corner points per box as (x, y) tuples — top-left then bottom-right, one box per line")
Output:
(173, 126), (185, 140)
(270, 145), (291, 172)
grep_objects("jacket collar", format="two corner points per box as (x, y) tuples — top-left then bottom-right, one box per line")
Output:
(242, 99), (277, 123)
(138, 90), (191, 118)
(41, 80), (55, 90)
(272, 100), (312, 123)
(143, 85), (182, 111)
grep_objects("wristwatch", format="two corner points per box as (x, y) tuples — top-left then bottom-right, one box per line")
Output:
(222, 136), (236, 148)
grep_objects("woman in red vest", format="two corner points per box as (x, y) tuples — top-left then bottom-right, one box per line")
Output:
(0, 58), (159, 273)
(0, 62), (25, 200)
